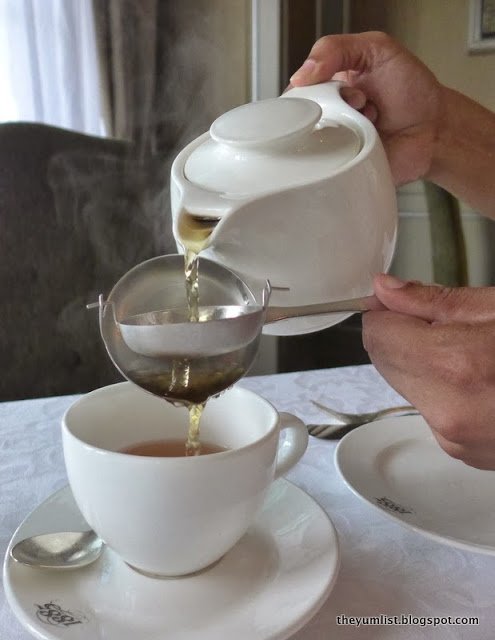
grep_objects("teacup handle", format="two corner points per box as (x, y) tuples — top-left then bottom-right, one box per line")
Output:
(274, 412), (309, 479)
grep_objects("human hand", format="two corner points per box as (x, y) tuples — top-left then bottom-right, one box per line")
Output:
(362, 274), (495, 470)
(289, 32), (444, 186)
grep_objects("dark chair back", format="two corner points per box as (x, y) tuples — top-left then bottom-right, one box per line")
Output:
(0, 122), (175, 399)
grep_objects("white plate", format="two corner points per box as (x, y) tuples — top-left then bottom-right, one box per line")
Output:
(3, 479), (339, 640)
(335, 414), (495, 555)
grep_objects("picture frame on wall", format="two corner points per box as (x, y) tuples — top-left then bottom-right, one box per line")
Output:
(468, 0), (495, 52)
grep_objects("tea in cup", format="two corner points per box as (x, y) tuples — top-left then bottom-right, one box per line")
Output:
(62, 382), (308, 577)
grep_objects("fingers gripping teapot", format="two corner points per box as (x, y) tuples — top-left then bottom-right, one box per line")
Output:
(171, 81), (397, 335)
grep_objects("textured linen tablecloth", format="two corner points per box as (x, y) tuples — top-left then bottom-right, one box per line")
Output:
(1, 365), (494, 640)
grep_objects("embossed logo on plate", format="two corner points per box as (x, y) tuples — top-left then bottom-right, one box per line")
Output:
(375, 496), (414, 514)
(35, 601), (88, 627)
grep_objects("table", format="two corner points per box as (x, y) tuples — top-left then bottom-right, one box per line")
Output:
(1, 365), (494, 639)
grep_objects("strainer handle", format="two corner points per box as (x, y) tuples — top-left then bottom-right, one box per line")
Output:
(265, 294), (383, 324)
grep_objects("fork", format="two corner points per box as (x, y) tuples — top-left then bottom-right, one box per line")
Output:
(307, 400), (417, 439)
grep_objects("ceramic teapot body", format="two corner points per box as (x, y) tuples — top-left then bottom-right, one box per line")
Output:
(170, 82), (397, 335)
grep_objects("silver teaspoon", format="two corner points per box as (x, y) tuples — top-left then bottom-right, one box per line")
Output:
(10, 530), (104, 569)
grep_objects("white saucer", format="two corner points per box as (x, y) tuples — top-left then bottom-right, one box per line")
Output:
(3, 479), (339, 640)
(335, 414), (495, 555)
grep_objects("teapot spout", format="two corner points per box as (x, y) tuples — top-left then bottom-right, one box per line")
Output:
(171, 132), (242, 253)
(174, 182), (235, 220)
(171, 132), (237, 219)
(172, 182), (243, 255)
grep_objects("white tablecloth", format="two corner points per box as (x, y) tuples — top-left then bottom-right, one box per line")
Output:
(1, 365), (494, 639)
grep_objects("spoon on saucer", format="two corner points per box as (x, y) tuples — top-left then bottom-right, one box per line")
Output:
(10, 530), (104, 569)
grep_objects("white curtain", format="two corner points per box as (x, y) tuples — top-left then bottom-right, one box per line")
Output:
(0, 0), (104, 135)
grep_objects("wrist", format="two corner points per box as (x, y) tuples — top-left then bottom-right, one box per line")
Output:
(427, 86), (495, 217)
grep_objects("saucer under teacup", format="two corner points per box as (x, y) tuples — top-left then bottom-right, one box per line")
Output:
(4, 480), (339, 640)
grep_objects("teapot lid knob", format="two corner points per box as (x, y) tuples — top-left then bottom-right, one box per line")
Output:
(210, 97), (321, 148)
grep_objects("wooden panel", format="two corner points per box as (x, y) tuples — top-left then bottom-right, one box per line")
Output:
(281, 0), (317, 84)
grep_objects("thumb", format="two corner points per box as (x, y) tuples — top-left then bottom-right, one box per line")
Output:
(290, 32), (395, 86)
(373, 274), (495, 323)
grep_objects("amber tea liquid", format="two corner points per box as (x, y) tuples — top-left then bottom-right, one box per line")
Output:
(174, 210), (220, 454)
(179, 212), (219, 323)
(120, 438), (229, 457)
(128, 326), (257, 455)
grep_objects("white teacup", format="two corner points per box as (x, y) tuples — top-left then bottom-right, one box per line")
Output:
(62, 382), (308, 577)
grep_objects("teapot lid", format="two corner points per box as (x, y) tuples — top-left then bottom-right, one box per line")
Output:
(184, 96), (361, 198)
(210, 97), (322, 147)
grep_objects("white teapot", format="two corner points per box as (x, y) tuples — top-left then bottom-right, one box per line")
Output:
(170, 81), (397, 335)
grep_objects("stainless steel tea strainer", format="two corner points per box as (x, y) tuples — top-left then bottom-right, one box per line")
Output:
(90, 254), (379, 403)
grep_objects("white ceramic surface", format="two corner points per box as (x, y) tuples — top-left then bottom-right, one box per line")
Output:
(335, 414), (495, 554)
(187, 99), (360, 194)
(4, 481), (340, 640)
(62, 383), (308, 576)
(170, 81), (398, 335)
(209, 97), (323, 148)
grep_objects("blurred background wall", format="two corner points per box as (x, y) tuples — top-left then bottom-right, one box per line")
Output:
(350, 0), (495, 287)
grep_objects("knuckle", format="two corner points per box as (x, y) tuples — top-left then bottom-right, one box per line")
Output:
(438, 439), (467, 462)
(436, 285), (495, 319)
(441, 423), (466, 447)
(367, 31), (393, 46)
(429, 410), (469, 446)
(430, 327), (480, 391)
(439, 350), (478, 390)
(312, 34), (335, 53)
(366, 31), (401, 57)
(436, 438), (485, 469)
(431, 286), (459, 317)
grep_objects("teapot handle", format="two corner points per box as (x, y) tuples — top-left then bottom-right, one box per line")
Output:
(284, 80), (371, 128)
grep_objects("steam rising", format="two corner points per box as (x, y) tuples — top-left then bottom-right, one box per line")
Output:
(49, 2), (236, 276)
(44, 1), (241, 392)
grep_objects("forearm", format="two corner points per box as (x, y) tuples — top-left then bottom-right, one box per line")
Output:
(428, 87), (495, 219)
